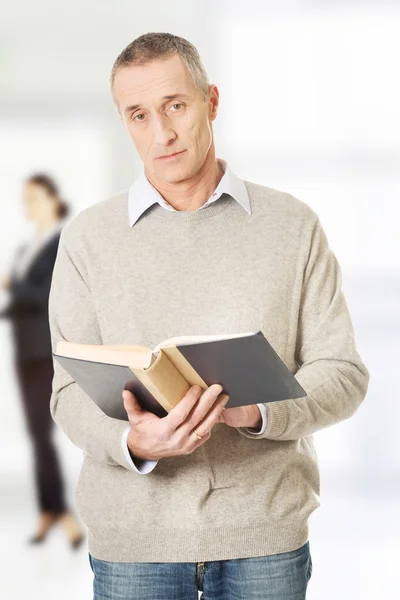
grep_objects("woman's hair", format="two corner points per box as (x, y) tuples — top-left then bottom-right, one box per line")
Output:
(25, 173), (70, 218)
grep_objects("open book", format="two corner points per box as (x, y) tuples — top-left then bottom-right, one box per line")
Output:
(53, 330), (306, 421)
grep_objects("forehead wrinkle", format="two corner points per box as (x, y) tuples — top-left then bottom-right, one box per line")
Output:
(120, 70), (188, 101)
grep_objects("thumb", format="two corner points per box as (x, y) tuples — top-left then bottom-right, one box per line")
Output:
(122, 389), (144, 421)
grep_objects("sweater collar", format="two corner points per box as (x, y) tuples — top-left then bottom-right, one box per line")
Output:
(128, 158), (251, 227)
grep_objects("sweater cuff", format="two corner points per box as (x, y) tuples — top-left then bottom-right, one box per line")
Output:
(101, 417), (138, 468)
(121, 427), (159, 474)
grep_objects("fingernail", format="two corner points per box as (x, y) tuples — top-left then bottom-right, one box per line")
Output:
(220, 394), (229, 404)
(212, 384), (223, 396)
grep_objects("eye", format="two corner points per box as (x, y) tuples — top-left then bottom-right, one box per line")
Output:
(133, 113), (146, 122)
(170, 103), (184, 112)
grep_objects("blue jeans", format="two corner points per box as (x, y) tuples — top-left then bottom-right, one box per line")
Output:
(89, 541), (312, 599)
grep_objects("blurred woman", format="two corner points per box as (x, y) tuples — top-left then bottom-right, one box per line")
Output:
(0, 174), (84, 549)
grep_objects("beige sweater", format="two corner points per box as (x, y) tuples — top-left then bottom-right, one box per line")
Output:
(48, 181), (369, 562)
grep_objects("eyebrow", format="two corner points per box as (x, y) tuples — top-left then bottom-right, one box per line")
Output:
(124, 94), (190, 114)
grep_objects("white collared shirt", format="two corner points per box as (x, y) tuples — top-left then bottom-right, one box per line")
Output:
(128, 157), (251, 227)
(123, 158), (267, 474)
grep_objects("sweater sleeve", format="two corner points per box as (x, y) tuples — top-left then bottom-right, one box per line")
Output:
(236, 216), (370, 441)
(48, 229), (140, 470)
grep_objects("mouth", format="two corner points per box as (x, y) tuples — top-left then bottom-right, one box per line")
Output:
(157, 150), (186, 162)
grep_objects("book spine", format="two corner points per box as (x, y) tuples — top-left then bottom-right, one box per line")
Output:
(130, 349), (193, 413)
(160, 346), (208, 389)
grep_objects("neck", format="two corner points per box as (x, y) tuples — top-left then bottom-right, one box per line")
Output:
(35, 217), (59, 238)
(144, 150), (224, 212)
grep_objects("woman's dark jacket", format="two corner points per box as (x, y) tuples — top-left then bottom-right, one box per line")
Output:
(0, 233), (61, 360)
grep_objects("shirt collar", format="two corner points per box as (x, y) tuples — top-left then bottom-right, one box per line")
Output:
(128, 157), (251, 227)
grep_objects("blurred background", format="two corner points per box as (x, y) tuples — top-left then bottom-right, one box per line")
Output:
(0, 1), (398, 598)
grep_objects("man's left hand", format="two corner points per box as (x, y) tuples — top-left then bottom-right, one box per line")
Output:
(218, 403), (262, 429)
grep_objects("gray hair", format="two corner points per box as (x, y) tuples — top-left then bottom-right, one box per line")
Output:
(110, 32), (210, 102)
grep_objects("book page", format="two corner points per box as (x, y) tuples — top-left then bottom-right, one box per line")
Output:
(55, 341), (153, 368)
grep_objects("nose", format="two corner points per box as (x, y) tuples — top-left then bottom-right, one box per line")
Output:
(153, 114), (177, 147)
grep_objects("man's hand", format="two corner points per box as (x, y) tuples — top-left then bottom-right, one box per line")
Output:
(218, 404), (262, 429)
(122, 384), (229, 461)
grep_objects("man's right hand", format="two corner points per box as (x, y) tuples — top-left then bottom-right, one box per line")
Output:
(122, 384), (229, 461)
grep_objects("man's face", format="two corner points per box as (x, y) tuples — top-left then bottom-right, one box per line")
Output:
(113, 53), (219, 184)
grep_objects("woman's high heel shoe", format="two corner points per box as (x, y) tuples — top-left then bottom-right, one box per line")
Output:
(70, 534), (84, 550)
(27, 512), (61, 545)
(57, 512), (85, 550)
(28, 533), (47, 544)
(27, 510), (85, 549)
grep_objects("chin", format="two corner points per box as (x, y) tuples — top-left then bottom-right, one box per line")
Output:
(159, 165), (191, 184)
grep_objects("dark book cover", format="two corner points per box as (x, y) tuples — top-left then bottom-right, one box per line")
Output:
(53, 330), (306, 421)
(176, 330), (306, 408)
(53, 357), (168, 420)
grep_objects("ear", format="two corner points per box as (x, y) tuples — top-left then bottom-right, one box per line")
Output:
(208, 84), (219, 122)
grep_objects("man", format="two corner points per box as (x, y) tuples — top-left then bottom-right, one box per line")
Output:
(48, 32), (369, 599)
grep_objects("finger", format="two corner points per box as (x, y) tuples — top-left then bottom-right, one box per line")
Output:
(177, 384), (225, 433)
(184, 384), (225, 428)
(191, 393), (229, 437)
(165, 385), (204, 431)
(122, 389), (144, 423)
